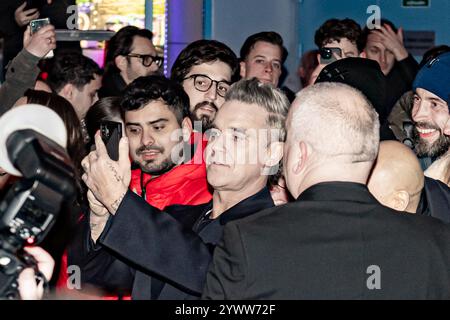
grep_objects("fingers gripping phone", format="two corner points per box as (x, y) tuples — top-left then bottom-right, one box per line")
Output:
(100, 121), (123, 161)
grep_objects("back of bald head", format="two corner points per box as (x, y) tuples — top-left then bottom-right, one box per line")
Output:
(289, 82), (380, 164)
(368, 141), (424, 213)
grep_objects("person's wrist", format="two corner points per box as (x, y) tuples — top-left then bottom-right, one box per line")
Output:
(393, 47), (408, 61)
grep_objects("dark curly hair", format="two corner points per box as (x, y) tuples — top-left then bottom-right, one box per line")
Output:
(121, 75), (190, 125)
(170, 40), (239, 84)
(47, 52), (102, 93)
(240, 31), (288, 63)
(104, 26), (154, 75)
(314, 18), (364, 52)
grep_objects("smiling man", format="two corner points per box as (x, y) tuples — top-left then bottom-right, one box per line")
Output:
(412, 52), (450, 165)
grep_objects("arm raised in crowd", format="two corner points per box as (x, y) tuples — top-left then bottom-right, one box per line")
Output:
(0, 24), (55, 115)
(81, 133), (213, 295)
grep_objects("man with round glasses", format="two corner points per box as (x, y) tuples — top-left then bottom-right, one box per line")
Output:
(99, 26), (162, 98)
(171, 40), (239, 131)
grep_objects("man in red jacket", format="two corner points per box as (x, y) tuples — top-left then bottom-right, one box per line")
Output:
(57, 75), (212, 297)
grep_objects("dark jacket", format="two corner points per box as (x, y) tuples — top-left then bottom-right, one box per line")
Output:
(70, 187), (274, 299)
(417, 177), (450, 224)
(385, 54), (419, 113)
(203, 182), (450, 299)
(98, 71), (127, 98)
(0, 48), (41, 116)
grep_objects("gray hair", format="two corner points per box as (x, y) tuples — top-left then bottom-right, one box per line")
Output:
(225, 78), (289, 142)
(291, 82), (380, 163)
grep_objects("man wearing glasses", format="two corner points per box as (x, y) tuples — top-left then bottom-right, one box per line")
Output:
(171, 40), (239, 131)
(99, 26), (162, 98)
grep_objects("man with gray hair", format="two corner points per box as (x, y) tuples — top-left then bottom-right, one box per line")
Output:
(203, 82), (450, 299)
(77, 78), (288, 299)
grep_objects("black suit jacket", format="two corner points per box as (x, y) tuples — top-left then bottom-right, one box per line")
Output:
(203, 182), (450, 299)
(70, 187), (274, 299)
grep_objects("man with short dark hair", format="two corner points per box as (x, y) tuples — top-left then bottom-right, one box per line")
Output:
(171, 40), (239, 131)
(239, 31), (287, 88)
(47, 52), (102, 121)
(99, 26), (161, 98)
(78, 78), (288, 299)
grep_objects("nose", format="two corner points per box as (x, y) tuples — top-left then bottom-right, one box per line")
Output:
(205, 82), (218, 101)
(264, 61), (273, 73)
(141, 129), (155, 146)
(412, 100), (430, 123)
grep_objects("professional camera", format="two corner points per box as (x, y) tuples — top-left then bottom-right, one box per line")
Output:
(0, 105), (75, 299)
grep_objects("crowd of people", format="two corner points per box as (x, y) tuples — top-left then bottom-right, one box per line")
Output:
(0, 13), (449, 300)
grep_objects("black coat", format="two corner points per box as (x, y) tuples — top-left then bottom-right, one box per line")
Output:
(203, 182), (450, 299)
(70, 187), (274, 299)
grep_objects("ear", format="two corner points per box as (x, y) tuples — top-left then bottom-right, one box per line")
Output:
(59, 83), (74, 101)
(391, 190), (410, 212)
(264, 141), (284, 168)
(359, 51), (367, 58)
(239, 61), (246, 79)
(316, 53), (321, 64)
(115, 55), (128, 73)
(294, 141), (308, 174)
(181, 117), (193, 141)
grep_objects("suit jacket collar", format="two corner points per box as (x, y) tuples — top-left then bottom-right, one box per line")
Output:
(218, 186), (275, 224)
(297, 182), (378, 204)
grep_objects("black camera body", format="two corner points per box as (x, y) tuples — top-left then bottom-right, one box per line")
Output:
(0, 129), (75, 299)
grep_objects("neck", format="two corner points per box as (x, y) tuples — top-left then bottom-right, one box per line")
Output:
(295, 161), (372, 198)
(211, 181), (266, 219)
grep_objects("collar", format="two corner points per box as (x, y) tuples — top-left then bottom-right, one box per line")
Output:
(296, 181), (378, 204)
(216, 186), (275, 225)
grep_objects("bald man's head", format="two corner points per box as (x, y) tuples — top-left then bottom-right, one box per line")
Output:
(284, 82), (380, 198)
(368, 141), (424, 213)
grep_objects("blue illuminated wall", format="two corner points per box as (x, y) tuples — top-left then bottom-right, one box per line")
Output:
(298, 0), (450, 54)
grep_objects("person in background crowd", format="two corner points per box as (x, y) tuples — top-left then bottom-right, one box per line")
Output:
(368, 140), (424, 213)
(361, 19), (419, 111)
(171, 39), (239, 132)
(99, 26), (161, 98)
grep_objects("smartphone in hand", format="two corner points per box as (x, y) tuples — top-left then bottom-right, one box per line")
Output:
(319, 47), (342, 65)
(100, 121), (123, 161)
(30, 17), (50, 35)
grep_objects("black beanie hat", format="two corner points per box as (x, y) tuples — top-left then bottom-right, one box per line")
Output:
(315, 57), (388, 123)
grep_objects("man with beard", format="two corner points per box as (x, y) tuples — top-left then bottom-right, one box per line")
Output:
(78, 79), (287, 299)
(99, 26), (162, 98)
(411, 52), (450, 223)
(170, 40), (239, 132)
(65, 76), (212, 298)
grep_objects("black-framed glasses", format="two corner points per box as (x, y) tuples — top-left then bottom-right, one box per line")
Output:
(183, 74), (231, 97)
(127, 53), (163, 68)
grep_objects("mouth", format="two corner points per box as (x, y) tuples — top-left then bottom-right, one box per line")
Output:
(259, 78), (272, 84)
(140, 151), (160, 160)
(416, 127), (439, 139)
(199, 106), (216, 114)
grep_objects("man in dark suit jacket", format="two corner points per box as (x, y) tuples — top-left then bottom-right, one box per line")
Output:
(203, 82), (450, 299)
(77, 78), (288, 299)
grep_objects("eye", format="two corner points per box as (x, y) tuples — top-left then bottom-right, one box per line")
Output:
(217, 83), (229, 95)
(272, 62), (281, 70)
(255, 59), (265, 64)
(153, 125), (165, 131)
(127, 127), (141, 135)
(413, 95), (420, 104)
